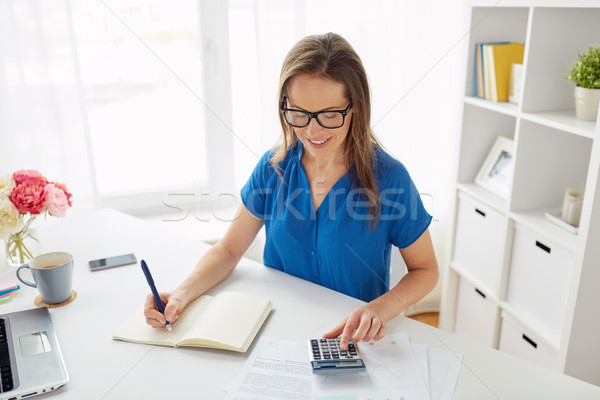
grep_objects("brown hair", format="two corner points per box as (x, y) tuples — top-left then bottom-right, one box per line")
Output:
(272, 32), (382, 223)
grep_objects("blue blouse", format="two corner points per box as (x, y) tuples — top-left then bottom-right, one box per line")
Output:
(241, 142), (432, 302)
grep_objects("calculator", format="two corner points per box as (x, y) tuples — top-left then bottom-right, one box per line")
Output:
(308, 338), (366, 374)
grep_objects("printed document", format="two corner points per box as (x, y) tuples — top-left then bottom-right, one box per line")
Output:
(224, 334), (462, 400)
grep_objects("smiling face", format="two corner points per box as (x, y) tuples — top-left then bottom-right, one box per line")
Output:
(285, 73), (352, 163)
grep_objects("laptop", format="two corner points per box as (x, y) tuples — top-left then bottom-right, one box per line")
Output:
(0, 307), (69, 400)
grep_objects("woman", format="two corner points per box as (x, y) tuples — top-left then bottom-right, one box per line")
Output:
(144, 33), (438, 351)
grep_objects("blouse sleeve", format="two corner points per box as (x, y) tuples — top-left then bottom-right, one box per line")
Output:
(381, 163), (432, 249)
(240, 150), (274, 219)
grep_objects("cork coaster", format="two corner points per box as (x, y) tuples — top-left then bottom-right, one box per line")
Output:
(34, 290), (77, 308)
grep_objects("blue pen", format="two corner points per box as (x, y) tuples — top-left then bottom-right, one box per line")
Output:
(141, 259), (172, 332)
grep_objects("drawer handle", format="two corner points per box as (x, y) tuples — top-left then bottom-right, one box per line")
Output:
(474, 288), (486, 298)
(535, 241), (551, 254)
(475, 208), (486, 217)
(522, 334), (538, 349)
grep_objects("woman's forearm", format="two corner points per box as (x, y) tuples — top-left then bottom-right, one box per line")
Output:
(369, 261), (439, 322)
(175, 242), (241, 307)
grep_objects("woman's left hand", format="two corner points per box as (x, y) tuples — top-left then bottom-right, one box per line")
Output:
(323, 305), (387, 351)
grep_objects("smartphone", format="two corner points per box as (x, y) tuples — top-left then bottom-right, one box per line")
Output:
(88, 253), (137, 271)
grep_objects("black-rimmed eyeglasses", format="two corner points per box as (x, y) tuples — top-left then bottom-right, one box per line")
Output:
(280, 98), (352, 129)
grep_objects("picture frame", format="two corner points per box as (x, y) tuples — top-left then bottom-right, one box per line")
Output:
(475, 136), (515, 199)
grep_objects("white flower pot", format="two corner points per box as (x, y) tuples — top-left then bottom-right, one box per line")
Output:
(574, 86), (600, 121)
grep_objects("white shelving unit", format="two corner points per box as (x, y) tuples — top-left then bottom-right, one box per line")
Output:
(440, 1), (600, 385)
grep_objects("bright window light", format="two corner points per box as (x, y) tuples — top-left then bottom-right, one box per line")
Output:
(71, 0), (209, 197)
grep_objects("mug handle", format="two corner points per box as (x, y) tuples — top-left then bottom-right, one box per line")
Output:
(16, 265), (37, 288)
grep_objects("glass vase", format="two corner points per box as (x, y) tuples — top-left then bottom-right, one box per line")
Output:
(4, 217), (40, 267)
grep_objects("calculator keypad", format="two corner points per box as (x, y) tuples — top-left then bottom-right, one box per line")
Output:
(309, 338), (359, 361)
(308, 338), (366, 374)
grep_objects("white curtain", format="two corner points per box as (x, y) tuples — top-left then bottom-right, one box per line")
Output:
(0, 0), (97, 217)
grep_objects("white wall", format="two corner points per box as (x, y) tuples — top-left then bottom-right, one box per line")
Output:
(372, 2), (469, 312)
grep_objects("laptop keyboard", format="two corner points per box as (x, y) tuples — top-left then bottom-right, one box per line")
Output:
(0, 318), (14, 392)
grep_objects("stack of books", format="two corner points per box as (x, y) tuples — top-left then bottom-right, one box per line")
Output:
(476, 42), (525, 102)
(0, 276), (20, 304)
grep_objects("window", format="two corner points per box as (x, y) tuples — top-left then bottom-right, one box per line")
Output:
(71, 0), (232, 212)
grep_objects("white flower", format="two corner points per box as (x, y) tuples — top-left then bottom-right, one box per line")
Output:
(0, 173), (16, 199)
(0, 198), (24, 239)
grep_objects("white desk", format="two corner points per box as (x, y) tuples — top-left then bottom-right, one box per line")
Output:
(2, 209), (600, 399)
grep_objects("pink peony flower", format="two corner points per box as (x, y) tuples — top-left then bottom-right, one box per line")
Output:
(9, 182), (47, 215)
(44, 183), (71, 217)
(13, 169), (48, 186)
(52, 182), (73, 207)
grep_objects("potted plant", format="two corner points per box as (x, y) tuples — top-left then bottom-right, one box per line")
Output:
(567, 45), (600, 121)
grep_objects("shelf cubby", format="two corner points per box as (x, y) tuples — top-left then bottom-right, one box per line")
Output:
(522, 7), (600, 113)
(457, 103), (517, 185)
(465, 7), (529, 97)
(511, 120), (591, 213)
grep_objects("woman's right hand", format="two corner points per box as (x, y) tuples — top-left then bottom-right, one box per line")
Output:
(143, 289), (188, 329)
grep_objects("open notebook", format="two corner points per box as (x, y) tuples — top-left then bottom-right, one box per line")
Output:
(113, 291), (272, 353)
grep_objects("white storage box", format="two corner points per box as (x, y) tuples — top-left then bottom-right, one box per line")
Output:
(452, 192), (506, 294)
(454, 278), (498, 347)
(498, 311), (558, 370)
(506, 224), (574, 344)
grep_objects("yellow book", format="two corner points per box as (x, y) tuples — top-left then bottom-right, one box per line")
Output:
(113, 291), (273, 353)
(487, 43), (525, 102)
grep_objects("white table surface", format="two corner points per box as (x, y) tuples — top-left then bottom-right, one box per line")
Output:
(2, 209), (600, 399)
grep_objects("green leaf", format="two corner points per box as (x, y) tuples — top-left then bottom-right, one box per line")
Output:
(567, 46), (600, 89)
